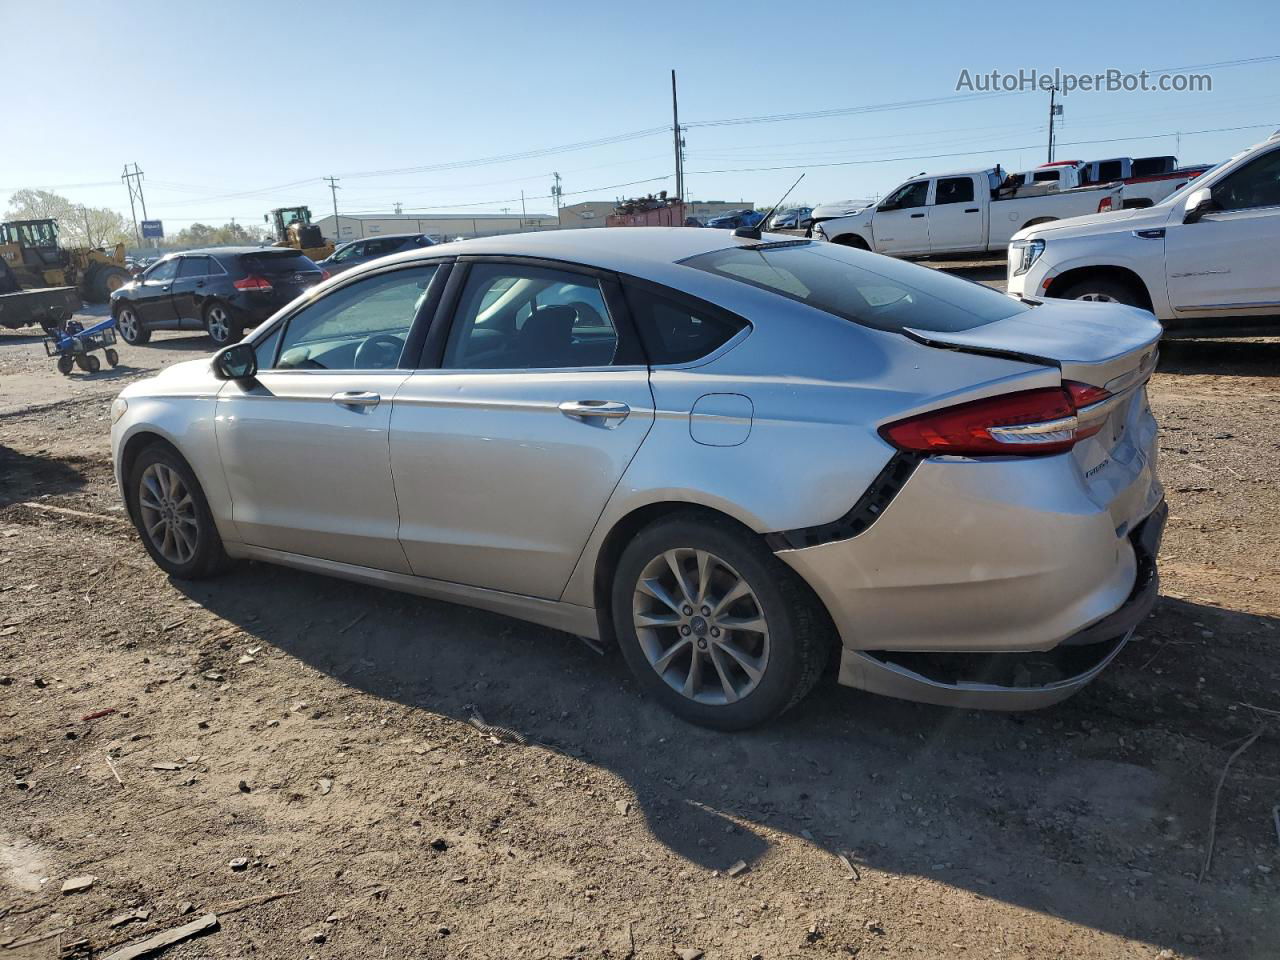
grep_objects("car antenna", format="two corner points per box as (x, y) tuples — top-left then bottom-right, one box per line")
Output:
(734, 173), (806, 240)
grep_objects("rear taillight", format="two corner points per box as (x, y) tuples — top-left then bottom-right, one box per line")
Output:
(234, 274), (272, 292)
(1097, 195), (1114, 213)
(880, 381), (1113, 456)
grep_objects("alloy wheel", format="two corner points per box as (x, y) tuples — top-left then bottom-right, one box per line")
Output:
(207, 306), (231, 343)
(138, 463), (199, 565)
(632, 548), (770, 705)
(117, 308), (138, 341)
(1074, 292), (1119, 303)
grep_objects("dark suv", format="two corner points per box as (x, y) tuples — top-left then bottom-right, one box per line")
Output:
(316, 233), (435, 276)
(110, 247), (323, 346)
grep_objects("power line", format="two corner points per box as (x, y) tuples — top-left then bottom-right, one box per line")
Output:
(685, 122), (1278, 175)
(340, 174), (672, 215)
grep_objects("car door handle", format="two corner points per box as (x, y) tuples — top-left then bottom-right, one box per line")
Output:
(332, 391), (381, 409)
(559, 400), (630, 424)
(910, 213), (925, 219)
(964, 207), (979, 213)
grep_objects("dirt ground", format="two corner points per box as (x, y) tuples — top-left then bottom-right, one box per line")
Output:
(2, 295), (1278, 960)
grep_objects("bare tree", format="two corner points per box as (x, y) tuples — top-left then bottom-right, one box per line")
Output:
(4, 189), (131, 248)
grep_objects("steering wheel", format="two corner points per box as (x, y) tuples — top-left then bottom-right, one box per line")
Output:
(354, 333), (404, 369)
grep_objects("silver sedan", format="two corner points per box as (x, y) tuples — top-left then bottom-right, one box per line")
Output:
(110, 228), (1165, 729)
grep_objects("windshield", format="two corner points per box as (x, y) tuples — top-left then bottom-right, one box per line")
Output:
(1160, 155), (1239, 205)
(682, 241), (1029, 333)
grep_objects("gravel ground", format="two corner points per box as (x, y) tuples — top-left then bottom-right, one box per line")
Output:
(2, 303), (1278, 960)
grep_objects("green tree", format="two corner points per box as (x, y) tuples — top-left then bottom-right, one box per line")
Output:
(4, 189), (130, 248)
(171, 221), (271, 247)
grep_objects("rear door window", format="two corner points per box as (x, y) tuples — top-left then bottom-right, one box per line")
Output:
(177, 256), (209, 278)
(443, 263), (623, 370)
(934, 177), (975, 204)
(682, 242), (1029, 333)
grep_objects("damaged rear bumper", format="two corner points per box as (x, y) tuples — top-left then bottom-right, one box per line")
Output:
(836, 500), (1166, 710)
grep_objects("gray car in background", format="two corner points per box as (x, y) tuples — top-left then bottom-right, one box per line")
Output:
(110, 228), (1164, 729)
(318, 233), (435, 276)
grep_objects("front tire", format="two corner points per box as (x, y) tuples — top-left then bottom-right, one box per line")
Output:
(204, 302), (242, 345)
(115, 305), (150, 345)
(1058, 277), (1142, 307)
(127, 444), (231, 580)
(611, 514), (830, 730)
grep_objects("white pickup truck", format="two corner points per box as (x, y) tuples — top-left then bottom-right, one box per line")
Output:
(1006, 131), (1280, 337)
(813, 168), (1122, 258)
(1008, 157), (1212, 209)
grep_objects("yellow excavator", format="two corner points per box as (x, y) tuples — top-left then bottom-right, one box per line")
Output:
(265, 206), (334, 261)
(0, 219), (131, 302)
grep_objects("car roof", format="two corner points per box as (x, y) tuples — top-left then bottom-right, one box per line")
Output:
(176, 246), (301, 257)
(351, 226), (801, 295)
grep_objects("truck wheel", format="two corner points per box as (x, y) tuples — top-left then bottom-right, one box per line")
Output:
(833, 234), (870, 250)
(1058, 277), (1142, 307)
(92, 265), (131, 302)
(57, 355), (74, 375)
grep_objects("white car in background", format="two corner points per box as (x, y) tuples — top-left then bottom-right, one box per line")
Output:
(1007, 131), (1280, 337)
(808, 199), (867, 233)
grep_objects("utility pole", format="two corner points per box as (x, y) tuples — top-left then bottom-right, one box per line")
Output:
(671, 70), (684, 203)
(1047, 84), (1063, 163)
(551, 172), (563, 213)
(324, 176), (341, 240)
(521, 190), (527, 224)
(121, 163), (148, 246)
(394, 202), (402, 215)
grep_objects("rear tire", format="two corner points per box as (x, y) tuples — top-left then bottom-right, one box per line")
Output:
(115, 305), (150, 345)
(126, 444), (231, 580)
(204, 302), (242, 345)
(1058, 276), (1143, 307)
(610, 513), (830, 730)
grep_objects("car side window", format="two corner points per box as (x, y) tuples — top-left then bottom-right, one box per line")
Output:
(145, 259), (178, 283)
(1211, 149), (1280, 211)
(623, 283), (747, 365)
(268, 265), (437, 372)
(443, 263), (620, 370)
(177, 256), (209, 278)
(934, 177), (974, 205)
(882, 181), (929, 210)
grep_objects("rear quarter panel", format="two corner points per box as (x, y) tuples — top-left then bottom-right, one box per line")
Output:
(560, 284), (1057, 606)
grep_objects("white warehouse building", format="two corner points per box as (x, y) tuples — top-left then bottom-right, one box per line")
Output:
(315, 211), (559, 243)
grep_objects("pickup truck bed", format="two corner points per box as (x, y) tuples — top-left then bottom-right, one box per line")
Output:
(0, 286), (83, 331)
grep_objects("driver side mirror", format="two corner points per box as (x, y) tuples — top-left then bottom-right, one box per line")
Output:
(213, 342), (257, 381)
(1183, 186), (1220, 224)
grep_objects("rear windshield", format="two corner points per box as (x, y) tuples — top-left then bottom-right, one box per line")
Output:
(241, 252), (319, 274)
(681, 242), (1029, 333)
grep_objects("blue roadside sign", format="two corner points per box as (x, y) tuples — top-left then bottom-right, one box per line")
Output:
(141, 220), (164, 239)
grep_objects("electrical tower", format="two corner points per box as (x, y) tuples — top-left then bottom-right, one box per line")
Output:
(1047, 85), (1063, 163)
(121, 163), (148, 245)
(551, 172), (563, 212)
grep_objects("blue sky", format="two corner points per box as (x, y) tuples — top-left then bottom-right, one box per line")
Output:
(4, 0), (1278, 228)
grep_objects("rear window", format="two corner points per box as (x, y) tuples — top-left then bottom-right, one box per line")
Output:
(241, 252), (318, 275)
(681, 242), (1029, 334)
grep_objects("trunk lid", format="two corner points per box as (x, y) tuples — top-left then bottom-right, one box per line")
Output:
(906, 299), (1163, 528)
(904, 299), (1160, 390)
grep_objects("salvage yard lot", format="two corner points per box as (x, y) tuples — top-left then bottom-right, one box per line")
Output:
(2, 294), (1279, 958)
